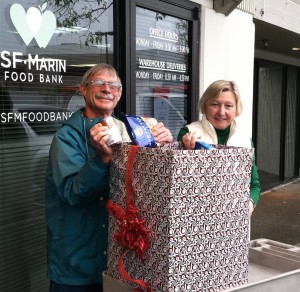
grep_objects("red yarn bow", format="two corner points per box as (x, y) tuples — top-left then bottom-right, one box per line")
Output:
(106, 201), (150, 259)
(107, 145), (151, 291)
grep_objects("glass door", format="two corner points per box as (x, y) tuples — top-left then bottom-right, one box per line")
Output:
(135, 7), (190, 138)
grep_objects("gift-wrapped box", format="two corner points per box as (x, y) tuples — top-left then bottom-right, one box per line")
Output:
(106, 142), (253, 291)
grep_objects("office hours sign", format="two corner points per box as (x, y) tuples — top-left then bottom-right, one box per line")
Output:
(136, 7), (189, 83)
(135, 7), (190, 137)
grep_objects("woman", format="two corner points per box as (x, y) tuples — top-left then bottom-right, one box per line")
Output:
(177, 80), (260, 217)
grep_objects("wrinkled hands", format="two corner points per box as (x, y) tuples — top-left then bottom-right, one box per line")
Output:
(90, 121), (173, 164)
(182, 132), (201, 150)
(152, 122), (173, 144)
(90, 123), (113, 164)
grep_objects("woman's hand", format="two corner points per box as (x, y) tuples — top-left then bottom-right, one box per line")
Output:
(90, 123), (113, 164)
(249, 200), (255, 217)
(182, 132), (201, 150)
(152, 122), (173, 144)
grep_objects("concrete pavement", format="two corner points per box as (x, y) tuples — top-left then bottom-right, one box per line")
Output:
(251, 178), (300, 246)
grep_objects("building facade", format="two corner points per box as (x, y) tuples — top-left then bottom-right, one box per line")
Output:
(0, 0), (300, 291)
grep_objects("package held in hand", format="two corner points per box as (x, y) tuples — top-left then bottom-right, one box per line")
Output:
(120, 113), (157, 147)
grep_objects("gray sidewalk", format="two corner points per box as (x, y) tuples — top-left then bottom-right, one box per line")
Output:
(251, 179), (300, 246)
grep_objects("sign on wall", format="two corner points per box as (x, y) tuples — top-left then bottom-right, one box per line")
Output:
(135, 6), (190, 137)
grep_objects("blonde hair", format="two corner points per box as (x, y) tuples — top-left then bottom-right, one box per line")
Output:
(198, 80), (243, 117)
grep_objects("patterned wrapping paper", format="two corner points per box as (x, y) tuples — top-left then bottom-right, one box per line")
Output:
(106, 142), (254, 291)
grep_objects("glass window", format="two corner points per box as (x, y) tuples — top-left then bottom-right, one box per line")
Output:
(256, 62), (282, 189)
(0, 0), (114, 291)
(284, 68), (297, 180)
(135, 7), (190, 138)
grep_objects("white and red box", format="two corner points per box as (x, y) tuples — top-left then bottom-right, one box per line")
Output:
(106, 142), (253, 291)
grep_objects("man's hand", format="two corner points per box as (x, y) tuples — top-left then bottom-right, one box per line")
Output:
(152, 122), (173, 144)
(90, 123), (113, 164)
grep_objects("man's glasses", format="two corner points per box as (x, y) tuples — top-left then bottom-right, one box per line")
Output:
(88, 79), (122, 90)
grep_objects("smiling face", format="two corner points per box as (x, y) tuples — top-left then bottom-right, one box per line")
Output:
(80, 70), (122, 118)
(205, 90), (237, 130)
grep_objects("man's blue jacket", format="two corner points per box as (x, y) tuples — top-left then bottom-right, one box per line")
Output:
(45, 109), (128, 285)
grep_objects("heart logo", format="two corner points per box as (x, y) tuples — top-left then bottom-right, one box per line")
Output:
(10, 3), (57, 48)
(35, 10), (57, 48)
(10, 4), (34, 45)
(27, 7), (42, 37)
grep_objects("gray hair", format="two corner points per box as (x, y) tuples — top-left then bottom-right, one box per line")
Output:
(81, 63), (122, 89)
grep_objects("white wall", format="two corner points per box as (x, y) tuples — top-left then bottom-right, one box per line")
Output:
(198, 6), (255, 136)
(254, 0), (300, 34)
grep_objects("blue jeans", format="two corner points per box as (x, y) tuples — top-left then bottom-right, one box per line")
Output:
(49, 281), (103, 292)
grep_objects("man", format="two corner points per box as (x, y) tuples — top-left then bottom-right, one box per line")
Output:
(45, 63), (173, 292)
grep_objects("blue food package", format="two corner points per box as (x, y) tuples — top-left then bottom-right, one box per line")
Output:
(194, 140), (215, 150)
(120, 113), (157, 147)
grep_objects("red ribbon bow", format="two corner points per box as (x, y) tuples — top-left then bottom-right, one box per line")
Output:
(107, 145), (152, 291)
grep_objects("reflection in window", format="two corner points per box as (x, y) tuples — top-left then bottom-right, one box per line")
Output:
(135, 7), (190, 138)
(0, 0), (114, 291)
